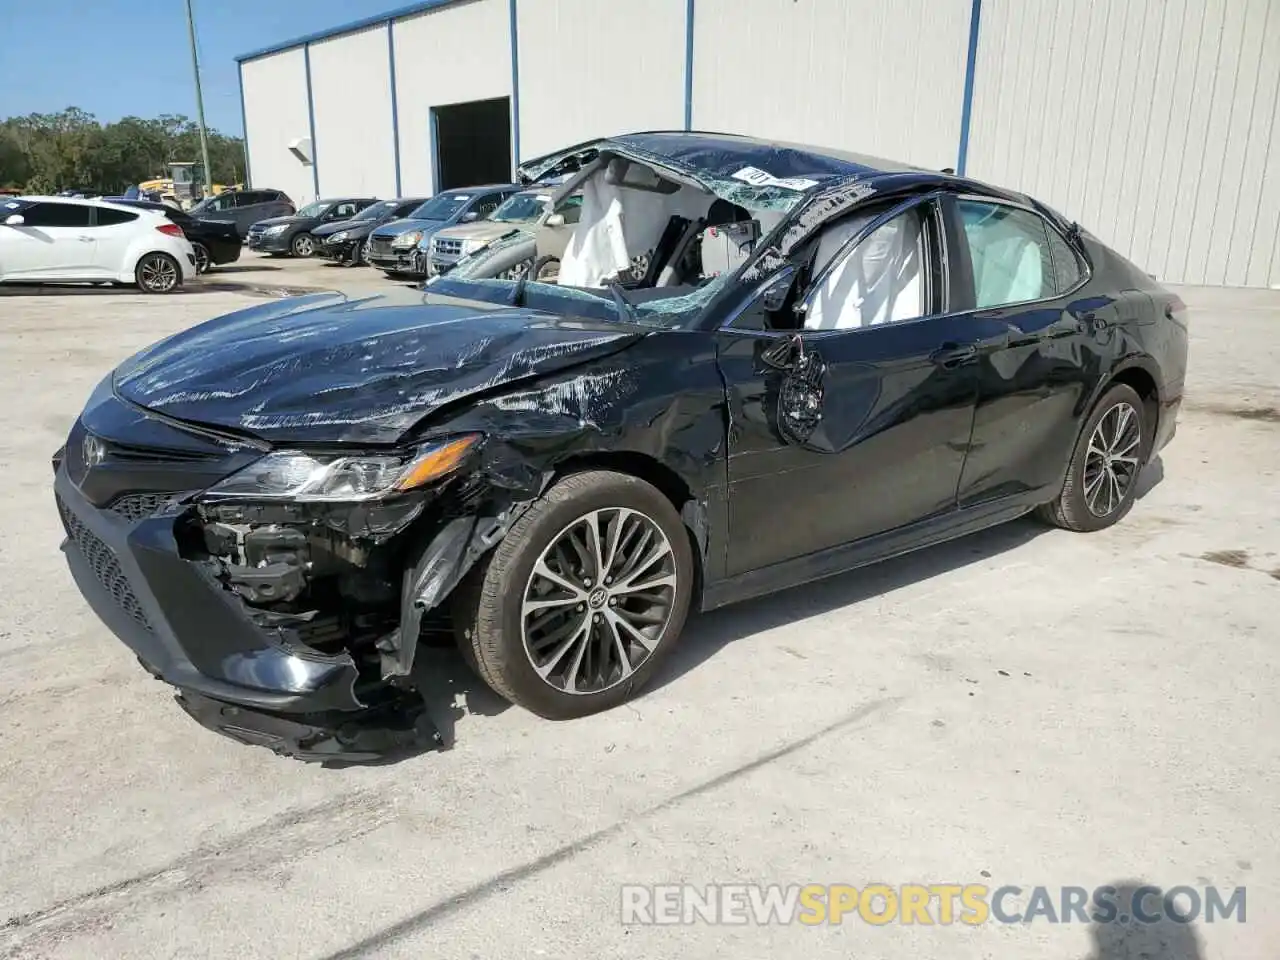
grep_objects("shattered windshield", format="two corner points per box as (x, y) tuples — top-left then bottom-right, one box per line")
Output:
(490, 192), (548, 224)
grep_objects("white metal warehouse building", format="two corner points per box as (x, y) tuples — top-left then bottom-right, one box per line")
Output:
(237, 0), (1280, 288)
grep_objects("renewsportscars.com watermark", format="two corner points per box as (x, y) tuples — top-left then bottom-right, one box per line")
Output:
(620, 884), (1247, 926)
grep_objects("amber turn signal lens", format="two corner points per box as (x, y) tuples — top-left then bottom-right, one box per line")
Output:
(394, 435), (481, 491)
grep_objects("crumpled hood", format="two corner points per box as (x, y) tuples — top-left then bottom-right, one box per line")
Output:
(371, 218), (441, 239)
(313, 219), (376, 239)
(112, 289), (644, 444)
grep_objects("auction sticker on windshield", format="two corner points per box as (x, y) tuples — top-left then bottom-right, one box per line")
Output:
(731, 166), (820, 192)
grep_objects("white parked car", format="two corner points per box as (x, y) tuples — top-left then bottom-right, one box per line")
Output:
(0, 196), (196, 293)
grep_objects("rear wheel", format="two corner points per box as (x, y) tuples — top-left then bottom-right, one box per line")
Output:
(455, 470), (693, 719)
(191, 242), (211, 274)
(291, 233), (315, 257)
(533, 255), (560, 283)
(1036, 383), (1148, 532)
(497, 257), (533, 281)
(134, 252), (181, 294)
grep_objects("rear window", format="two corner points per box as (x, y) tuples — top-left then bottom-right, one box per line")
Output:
(95, 207), (139, 226)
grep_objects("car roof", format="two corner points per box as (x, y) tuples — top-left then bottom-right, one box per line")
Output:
(438, 184), (522, 195)
(13, 195), (165, 215)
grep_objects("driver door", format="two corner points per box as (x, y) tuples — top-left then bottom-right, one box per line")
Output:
(716, 196), (1010, 575)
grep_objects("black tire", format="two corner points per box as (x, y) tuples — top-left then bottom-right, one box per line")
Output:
(134, 252), (182, 294)
(191, 242), (211, 274)
(533, 255), (560, 283)
(291, 233), (315, 258)
(454, 470), (694, 720)
(1036, 383), (1147, 532)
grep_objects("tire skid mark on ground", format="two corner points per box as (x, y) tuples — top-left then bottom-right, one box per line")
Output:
(0, 789), (398, 958)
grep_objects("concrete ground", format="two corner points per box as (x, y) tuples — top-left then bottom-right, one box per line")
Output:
(0, 253), (1275, 960)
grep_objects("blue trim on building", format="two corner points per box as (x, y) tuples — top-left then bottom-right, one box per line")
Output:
(508, 0), (521, 169)
(428, 108), (441, 194)
(236, 61), (252, 185)
(683, 0), (695, 130)
(235, 0), (466, 62)
(956, 0), (983, 175)
(387, 21), (403, 195)
(303, 43), (320, 197)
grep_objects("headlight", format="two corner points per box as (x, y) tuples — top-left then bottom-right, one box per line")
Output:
(329, 231), (349, 243)
(391, 230), (423, 249)
(199, 435), (481, 502)
(265, 224), (290, 235)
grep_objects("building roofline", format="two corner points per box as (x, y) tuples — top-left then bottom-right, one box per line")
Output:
(234, 0), (466, 63)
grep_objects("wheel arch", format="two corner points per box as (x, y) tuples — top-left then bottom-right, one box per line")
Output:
(551, 449), (705, 604)
(1100, 357), (1162, 456)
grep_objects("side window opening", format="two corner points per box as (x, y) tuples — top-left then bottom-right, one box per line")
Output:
(802, 206), (928, 331)
(957, 200), (1057, 308)
(1046, 225), (1085, 292)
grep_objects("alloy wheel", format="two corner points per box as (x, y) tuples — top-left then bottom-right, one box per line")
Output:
(521, 508), (678, 695)
(138, 254), (178, 292)
(1083, 401), (1141, 517)
(192, 243), (210, 274)
(293, 234), (314, 257)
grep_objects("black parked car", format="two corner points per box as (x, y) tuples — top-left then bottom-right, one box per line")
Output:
(189, 189), (295, 239)
(312, 197), (428, 266)
(53, 132), (1187, 760)
(246, 197), (377, 257)
(108, 199), (241, 273)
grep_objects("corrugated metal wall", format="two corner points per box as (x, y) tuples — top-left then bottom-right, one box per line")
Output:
(393, 0), (513, 193)
(968, 0), (1280, 288)
(691, 0), (971, 171)
(241, 48), (316, 206)
(516, 0), (686, 161)
(309, 26), (398, 199)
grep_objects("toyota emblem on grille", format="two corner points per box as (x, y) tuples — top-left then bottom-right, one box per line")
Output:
(82, 433), (107, 468)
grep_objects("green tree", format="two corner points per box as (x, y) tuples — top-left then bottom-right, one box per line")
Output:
(0, 107), (245, 195)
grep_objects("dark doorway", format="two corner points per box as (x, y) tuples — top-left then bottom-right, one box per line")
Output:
(432, 97), (512, 190)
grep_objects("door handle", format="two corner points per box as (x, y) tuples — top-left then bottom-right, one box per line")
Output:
(77, 236), (94, 242)
(930, 343), (978, 368)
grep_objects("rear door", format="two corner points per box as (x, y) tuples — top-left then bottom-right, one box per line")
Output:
(943, 196), (1103, 506)
(89, 205), (144, 277)
(0, 201), (95, 278)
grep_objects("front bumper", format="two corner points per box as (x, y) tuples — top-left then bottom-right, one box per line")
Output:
(368, 248), (424, 275)
(53, 465), (438, 760)
(316, 239), (361, 262)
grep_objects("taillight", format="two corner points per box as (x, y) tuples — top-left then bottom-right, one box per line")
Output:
(156, 223), (184, 237)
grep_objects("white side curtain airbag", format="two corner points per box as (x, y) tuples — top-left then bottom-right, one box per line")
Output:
(805, 213), (923, 331)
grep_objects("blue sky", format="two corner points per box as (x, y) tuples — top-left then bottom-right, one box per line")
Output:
(0, 0), (400, 136)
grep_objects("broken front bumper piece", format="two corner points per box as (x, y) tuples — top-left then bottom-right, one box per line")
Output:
(53, 464), (443, 762)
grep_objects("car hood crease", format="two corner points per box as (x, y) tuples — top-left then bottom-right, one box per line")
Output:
(112, 291), (644, 444)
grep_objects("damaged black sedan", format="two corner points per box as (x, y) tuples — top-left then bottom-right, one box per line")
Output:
(53, 132), (1187, 760)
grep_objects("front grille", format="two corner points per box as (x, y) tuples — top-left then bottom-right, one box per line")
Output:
(369, 237), (394, 257)
(434, 237), (463, 257)
(108, 492), (177, 522)
(246, 226), (266, 243)
(57, 494), (153, 632)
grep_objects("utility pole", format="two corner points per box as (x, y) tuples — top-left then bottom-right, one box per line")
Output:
(185, 0), (213, 196)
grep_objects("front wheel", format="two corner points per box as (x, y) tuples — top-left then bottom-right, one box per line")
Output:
(291, 233), (315, 257)
(455, 470), (694, 719)
(1036, 383), (1148, 531)
(497, 257), (533, 281)
(134, 252), (181, 294)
